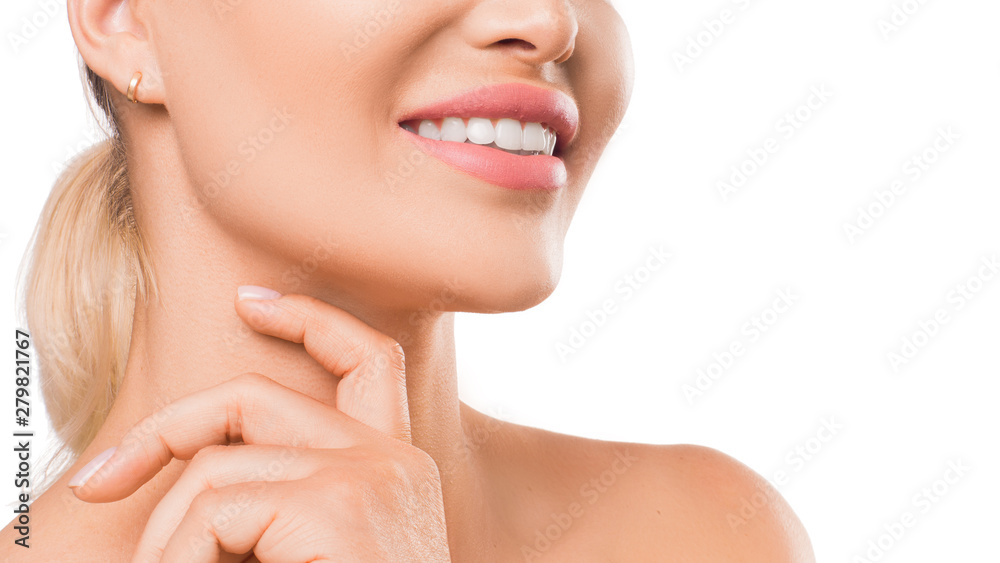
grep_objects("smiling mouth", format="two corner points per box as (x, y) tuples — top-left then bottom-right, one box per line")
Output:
(398, 117), (558, 157)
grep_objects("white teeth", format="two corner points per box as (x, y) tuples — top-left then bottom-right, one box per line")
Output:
(522, 122), (546, 152)
(407, 117), (558, 156)
(543, 127), (555, 153)
(418, 119), (441, 141)
(440, 117), (467, 142)
(466, 118), (496, 145)
(494, 118), (523, 151)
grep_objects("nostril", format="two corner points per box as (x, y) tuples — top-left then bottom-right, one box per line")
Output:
(495, 38), (536, 50)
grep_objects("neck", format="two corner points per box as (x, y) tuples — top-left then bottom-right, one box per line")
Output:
(116, 269), (470, 473)
(72, 210), (496, 558)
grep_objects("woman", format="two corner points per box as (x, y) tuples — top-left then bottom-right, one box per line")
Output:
(2, 0), (814, 560)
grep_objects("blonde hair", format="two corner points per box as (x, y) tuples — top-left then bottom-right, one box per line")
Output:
(16, 59), (159, 493)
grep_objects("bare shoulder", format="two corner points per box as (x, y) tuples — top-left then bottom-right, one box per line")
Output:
(604, 441), (817, 561)
(0, 483), (133, 562)
(473, 413), (815, 562)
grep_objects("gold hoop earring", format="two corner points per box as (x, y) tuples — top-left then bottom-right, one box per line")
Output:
(126, 71), (143, 104)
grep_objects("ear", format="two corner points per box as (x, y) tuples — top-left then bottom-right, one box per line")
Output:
(68, 0), (165, 105)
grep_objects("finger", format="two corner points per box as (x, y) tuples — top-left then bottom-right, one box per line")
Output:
(235, 288), (411, 442)
(69, 373), (370, 503)
(132, 444), (329, 563)
(159, 481), (337, 563)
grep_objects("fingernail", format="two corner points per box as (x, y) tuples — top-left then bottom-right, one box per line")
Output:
(238, 285), (282, 301)
(68, 446), (117, 488)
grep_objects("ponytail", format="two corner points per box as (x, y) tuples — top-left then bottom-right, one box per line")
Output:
(16, 61), (158, 494)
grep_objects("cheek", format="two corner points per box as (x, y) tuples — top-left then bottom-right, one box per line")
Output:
(155, 2), (408, 242)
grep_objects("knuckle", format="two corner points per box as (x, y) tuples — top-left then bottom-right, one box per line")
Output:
(190, 487), (224, 518)
(363, 337), (406, 386)
(407, 447), (439, 476)
(376, 446), (433, 484)
(385, 337), (406, 372)
(380, 456), (411, 484)
(234, 372), (275, 393)
(297, 294), (325, 312)
(189, 444), (227, 467)
(314, 467), (363, 501)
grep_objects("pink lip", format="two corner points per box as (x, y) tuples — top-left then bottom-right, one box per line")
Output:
(396, 83), (580, 191)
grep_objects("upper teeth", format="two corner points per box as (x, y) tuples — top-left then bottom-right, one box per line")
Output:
(402, 118), (558, 156)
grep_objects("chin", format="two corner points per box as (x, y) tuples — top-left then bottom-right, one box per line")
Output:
(450, 254), (563, 314)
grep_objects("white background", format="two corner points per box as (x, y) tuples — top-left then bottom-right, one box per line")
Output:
(2, 0), (999, 560)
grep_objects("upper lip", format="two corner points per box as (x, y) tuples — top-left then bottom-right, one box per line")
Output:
(397, 82), (580, 153)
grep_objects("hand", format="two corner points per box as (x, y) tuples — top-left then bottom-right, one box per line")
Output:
(69, 290), (452, 562)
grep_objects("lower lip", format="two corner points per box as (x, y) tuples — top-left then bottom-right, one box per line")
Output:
(399, 127), (568, 191)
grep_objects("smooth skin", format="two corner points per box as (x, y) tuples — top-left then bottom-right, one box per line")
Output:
(1, 0), (815, 560)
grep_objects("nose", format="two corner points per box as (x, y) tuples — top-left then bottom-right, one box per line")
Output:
(460, 0), (579, 66)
